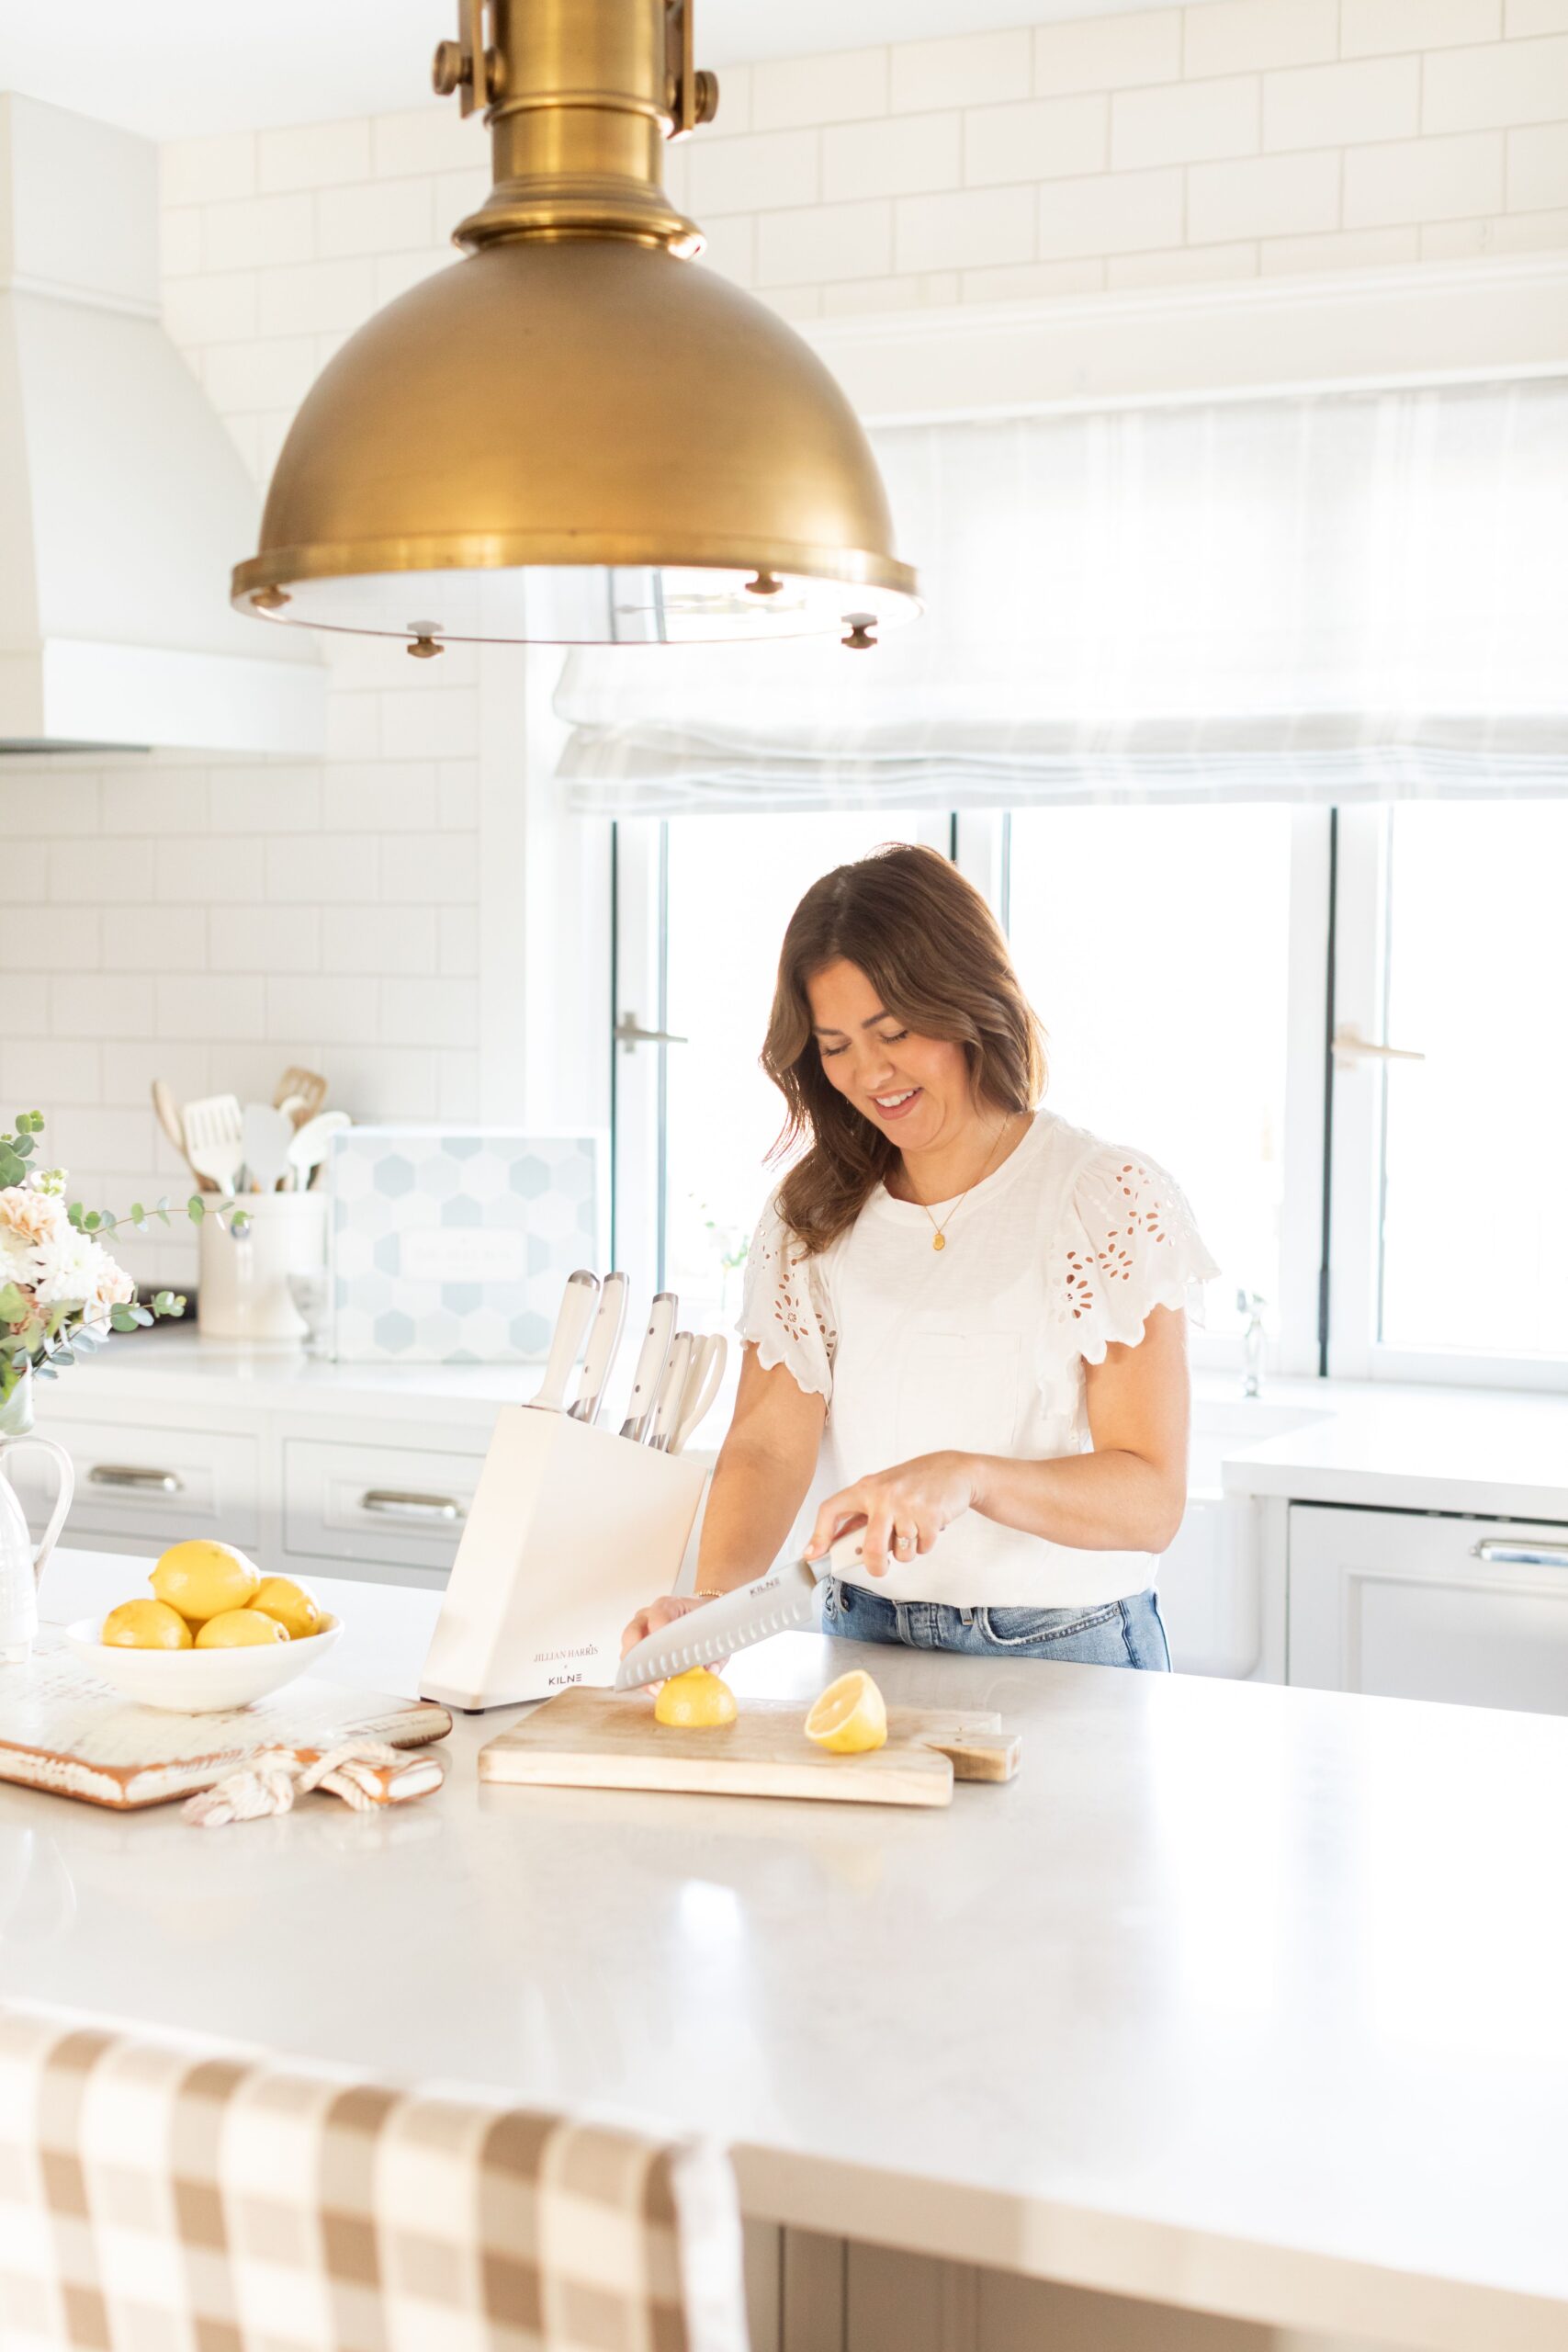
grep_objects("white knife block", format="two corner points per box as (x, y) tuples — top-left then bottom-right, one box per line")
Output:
(419, 1408), (708, 1711)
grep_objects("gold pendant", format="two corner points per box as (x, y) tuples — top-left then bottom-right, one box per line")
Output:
(931, 1232), (945, 1251)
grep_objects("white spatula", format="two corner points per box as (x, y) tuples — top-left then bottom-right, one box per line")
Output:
(181, 1095), (243, 1194)
(241, 1102), (295, 1193)
(287, 1109), (350, 1190)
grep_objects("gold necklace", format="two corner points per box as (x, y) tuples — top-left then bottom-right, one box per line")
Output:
(903, 1116), (1013, 1252)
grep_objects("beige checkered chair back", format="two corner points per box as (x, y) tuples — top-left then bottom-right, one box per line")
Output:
(0, 2009), (748, 2352)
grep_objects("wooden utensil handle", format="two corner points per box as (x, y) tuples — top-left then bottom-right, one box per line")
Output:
(919, 1731), (1021, 1783)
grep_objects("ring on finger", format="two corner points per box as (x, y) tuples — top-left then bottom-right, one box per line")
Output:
(893, 1525), (915, 1555)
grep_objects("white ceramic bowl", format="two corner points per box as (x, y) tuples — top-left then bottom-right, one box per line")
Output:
(65, 1614), (342, 1713)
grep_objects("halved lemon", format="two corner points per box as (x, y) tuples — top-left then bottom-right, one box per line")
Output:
(654, 1668), (738, 1729)
(805, 1669), (887, 1755)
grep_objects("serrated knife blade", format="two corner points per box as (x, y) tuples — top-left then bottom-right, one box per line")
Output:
(614, 1532), (863, 1690)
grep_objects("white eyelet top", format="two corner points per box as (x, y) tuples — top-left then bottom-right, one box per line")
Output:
(736, 1109), (1220, 1609)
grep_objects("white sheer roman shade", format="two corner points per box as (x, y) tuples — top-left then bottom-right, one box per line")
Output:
(556, 377), (1568, 812)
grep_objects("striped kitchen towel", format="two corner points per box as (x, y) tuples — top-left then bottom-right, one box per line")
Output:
(0, 2007), (748, 2352)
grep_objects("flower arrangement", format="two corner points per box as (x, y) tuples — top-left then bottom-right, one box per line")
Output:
(0, 1111), (245, 1406)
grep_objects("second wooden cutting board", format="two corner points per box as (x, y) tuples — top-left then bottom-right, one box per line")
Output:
(479, 1686), (1021, 1808)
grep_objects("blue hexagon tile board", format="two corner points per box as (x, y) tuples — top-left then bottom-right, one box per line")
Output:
(326, 1128), (605, 1362)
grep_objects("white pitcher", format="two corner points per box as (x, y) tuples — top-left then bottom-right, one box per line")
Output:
(0, 1370), (74, 1664)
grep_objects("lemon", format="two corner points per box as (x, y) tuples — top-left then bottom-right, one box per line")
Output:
(151, 1540), (261, 1625)
(102, 1599), (193, 1651)
(653, 1668), (738, 1730)
(195, 1609), (288, 1650)
(248, 1577), (323, 1641)
(805, 1669), (887, 1755)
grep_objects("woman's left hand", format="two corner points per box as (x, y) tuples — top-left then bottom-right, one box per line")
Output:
(804, 1451), (978, 1577)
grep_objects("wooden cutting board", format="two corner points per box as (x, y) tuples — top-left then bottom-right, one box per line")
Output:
(0, 1627), (452, 1811)
(479, 1685), (1021, 1808)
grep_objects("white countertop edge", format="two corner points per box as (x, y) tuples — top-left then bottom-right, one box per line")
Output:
(733, 2149), (1565, 2352)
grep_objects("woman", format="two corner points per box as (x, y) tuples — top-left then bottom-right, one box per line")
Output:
(623, 843), (1218, 1672)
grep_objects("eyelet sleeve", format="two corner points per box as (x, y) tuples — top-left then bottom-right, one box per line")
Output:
(736, 1196), (836, 1404)
(1052, 1143), (1220, 1366)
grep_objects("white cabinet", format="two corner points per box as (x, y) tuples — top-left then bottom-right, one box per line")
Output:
(283, 1439), (482, 1584)
(5, 1418), (261, 1554)
(1289, 1504), (1568, 1714)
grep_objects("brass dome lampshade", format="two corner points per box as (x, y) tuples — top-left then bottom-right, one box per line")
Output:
(231, 0), (919, 653)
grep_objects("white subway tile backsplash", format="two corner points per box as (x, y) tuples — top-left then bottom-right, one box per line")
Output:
(6, 844), (48, 899)
(381, 834), (480, 906)
(963, 95), (1108, 187)
(758, 199), (894, 286)
(266, 835), (381, 905)
(436, 763), (481, 829)
(1424, 202), (1568, 247)
(961, 256), (1108, 300)
(267, 976), (378, 1046)
(159, 209), (204, 277)
(1035, 9), (1181, 95)
(321, 907), (439, 978)
(892, 28), (1032, 114)
(824, 113), (962, 201)
(207, 767), (322, 835)
(380, 976), (479, 1049)
(202, 336), (320, 414)
(101, 774), (208, 833)
(1341, 0), (1501, 54)
(1037, 165), (1184, 256)
(1508, 0), (1568, 27)
(5, 774), (100, 835)
(156, 976), (266, 1044)
(1344, 130), (1506, 223)
(688, 129), (820, 217)
(162, 133), (257, 209)
(102, 907), (205, 973)
(752, 48), (888, 130)
(323, 694), (381, 763)
(259, 119), (372, 194)
(51, 840), (155, 904)
(324, 1046), (442, 1119)
(1182, 1), (1337, 77)
(375, 689), (480, 763)
(320, 765), (440, 831)
(4, 1041), (102, 1103)
(372, 107), (488, 180)
(318, 176), (438, 257)
(1263, 57), (1421, 152)
(756, 284), (822, 319)
(1261, 222), (1422, 270)
(438, 907), (480, 976)
(375, 249), (454, 304)
(154, 836), (266, 907)
(437, 1051), (481, 1121)
(96, 1040), (211, 1108)
(52, 978), (156, 1040)
(1106, 240), (1258, 286)
(162, 269), (259, 345)
(896, 184), (1036, 272)
(694, 214), (757, 288)
(1187, 146), (1340, 241)
(1424, 35), (1568, 130)
(202, 192), (315, 272)
(208, 907), (321, 974)
(1111, 74), (1259, 168)
(1508, 119), (1568, 205)
(256, 257), (378, 336)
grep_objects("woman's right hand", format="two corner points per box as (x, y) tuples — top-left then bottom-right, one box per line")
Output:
(619, 1591), (715, 1658)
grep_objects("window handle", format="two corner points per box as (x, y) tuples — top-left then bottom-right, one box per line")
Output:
(615, 1012), (689, 1051)
(1331, 1025), (1426, 1067)
(1472, 1540), (1568, 1569)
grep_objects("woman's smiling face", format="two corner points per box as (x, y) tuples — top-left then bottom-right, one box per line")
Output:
(807, 958), (975, 1156)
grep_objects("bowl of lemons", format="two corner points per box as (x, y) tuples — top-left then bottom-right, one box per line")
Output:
(66, 1541), (341, 1713)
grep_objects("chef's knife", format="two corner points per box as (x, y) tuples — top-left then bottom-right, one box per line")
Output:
(667, 1333), (727, 1455)
(532, 1270), (600, 1412)
(619, 1292), (677, 1440)
(570, 1271), (628, 1423)
(645, 1330), (694, 1451)
(615, 1531), (865, 1690)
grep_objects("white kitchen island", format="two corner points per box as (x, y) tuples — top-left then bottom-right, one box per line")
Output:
(3, 1550), (1565, 2352)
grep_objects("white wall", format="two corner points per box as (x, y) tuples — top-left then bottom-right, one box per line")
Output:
(2, 0), (1564, 1290)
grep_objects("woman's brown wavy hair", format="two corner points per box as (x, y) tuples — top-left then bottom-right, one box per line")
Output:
(762, 843), (1046, 1256)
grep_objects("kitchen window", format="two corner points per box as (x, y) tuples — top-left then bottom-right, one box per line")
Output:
(610, 798), (1565, 1390)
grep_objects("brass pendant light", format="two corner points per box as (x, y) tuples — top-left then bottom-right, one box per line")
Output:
(231, 0), (919, 653)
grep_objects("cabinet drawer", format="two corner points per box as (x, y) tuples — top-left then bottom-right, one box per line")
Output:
(1289, 1505), (1568, 1715)
(284, 1439), (483, 1574)
(9, 1419), (260, 1547)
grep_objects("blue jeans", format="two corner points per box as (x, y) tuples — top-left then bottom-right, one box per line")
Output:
(822, 1577), (1170, 1669)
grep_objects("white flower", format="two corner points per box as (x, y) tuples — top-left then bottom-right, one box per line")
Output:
(29, 1229), (117, 1313)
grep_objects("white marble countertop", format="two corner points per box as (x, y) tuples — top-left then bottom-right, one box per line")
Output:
(44, 1334), (1568, 1521)
(3, 1548), (1565, 2351)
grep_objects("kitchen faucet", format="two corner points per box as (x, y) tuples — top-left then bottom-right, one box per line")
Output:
(1236, 1290), (1268, 1398)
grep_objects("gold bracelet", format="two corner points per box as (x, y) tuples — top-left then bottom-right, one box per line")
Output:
(691, 1588), (726, 1600)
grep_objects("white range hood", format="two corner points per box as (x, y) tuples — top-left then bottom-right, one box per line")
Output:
(0, 95), (323, 755)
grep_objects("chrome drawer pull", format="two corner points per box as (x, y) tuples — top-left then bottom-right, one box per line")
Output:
(1472, 1540), (1568, 1568)
(88, 1465), (183, 1493)
(359, 1489), (466, 1522)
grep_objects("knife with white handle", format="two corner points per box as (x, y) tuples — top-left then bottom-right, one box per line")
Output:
(531, 1270), (600, 1412)
(570, 1271), (628, 1424)
(619, 1292), (677, 1441)
(667, 1333), (727, 1456)
(615, 1530), (866, 1690)
(644, 1330), (693, 1451)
